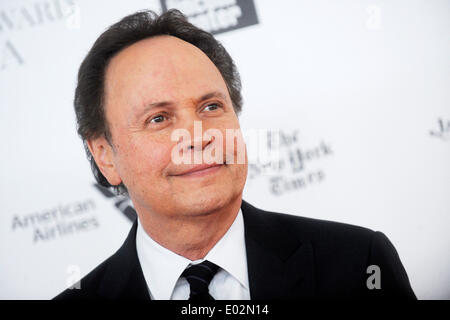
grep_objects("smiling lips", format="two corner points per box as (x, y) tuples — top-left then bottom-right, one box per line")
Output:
(172, 163), (224, 177)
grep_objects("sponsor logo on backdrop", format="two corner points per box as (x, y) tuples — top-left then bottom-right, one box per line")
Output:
(11, 199), (99, 243)
(0, 0), (80, 70)
(93, 184), (137, 223)
(429, 117), (450, 141)
(247, 130), (333, 196)
(160, 0), (258, 35)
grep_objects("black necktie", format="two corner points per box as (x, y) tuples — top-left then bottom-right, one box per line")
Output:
(181, 260), (220, 300)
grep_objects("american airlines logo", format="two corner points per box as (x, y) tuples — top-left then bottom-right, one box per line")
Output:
(10, 199), (99, 243)
(160, 0), (259, 35)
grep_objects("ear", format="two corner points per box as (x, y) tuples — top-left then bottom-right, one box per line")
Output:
(86, 135), (123, 186)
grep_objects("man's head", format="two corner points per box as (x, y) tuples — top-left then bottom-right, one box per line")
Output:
(75, 9), (247, 218)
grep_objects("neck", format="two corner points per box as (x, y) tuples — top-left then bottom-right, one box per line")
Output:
(136, 195), (243, 261)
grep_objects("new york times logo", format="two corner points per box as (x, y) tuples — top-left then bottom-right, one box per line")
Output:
(247, 130), (334, 196)
(11, 199), (99, 243)
(160, 0), (259, 34)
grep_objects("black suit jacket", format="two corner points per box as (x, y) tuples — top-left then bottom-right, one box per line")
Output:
(54, 199), (416, 300)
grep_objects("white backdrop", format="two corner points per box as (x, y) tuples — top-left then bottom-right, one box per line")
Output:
(1, 0), (449, 299)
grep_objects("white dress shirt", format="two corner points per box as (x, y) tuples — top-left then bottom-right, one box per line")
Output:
(135, 208), (251, 300)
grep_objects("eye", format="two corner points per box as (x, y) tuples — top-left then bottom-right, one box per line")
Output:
(148, 114), (167, 124)
(203, 103), (221, 112)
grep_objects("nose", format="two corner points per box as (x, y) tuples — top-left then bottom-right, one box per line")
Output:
(178, 130), (214, 152)
(175, 111), (214, 154)
(186, 134), (214, 152)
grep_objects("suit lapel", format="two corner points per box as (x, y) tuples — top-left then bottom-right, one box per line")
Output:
(241, 199), (316, 299)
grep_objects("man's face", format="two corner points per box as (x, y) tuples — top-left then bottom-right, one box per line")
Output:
(97, 35), (248, 218)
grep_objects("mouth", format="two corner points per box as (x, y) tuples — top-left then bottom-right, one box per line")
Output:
(171, 163), (225, 178)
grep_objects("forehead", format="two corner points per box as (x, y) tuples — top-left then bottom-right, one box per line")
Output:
(103, 35), (228, 112)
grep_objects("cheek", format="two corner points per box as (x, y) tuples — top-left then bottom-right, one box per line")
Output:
(222, 126), (246, 164)
(118, 138), (173, 178)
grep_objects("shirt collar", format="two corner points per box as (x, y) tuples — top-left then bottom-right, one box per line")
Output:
(135, 208), (248, 300)
(203, 208), (249, 290)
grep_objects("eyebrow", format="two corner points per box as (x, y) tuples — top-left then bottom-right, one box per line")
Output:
(133, 90), (228, 122)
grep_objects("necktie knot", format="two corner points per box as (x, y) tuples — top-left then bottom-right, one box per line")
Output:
(181, 260), (220, 300)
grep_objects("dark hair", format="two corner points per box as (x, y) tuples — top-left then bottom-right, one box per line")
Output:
(74, 9), (243, 196)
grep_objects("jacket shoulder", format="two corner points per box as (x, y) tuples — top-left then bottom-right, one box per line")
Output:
(53, 220), (147, 300)
(259, 206), (377, 245)
(53, 254), (114, 300)
(252, 205), (416, 299)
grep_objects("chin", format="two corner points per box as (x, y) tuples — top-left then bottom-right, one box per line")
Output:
(174, 191), (231, 216)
